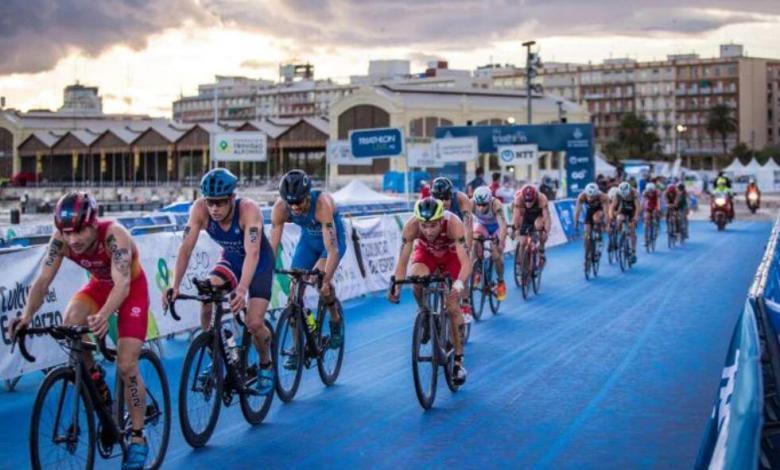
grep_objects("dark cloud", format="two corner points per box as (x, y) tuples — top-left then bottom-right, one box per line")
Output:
(1, 0), (778, 76)
(0, 0), (210, 75)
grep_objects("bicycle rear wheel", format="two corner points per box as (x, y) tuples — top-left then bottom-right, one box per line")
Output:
(532, 249), (542, 294)
(441, 313), (459, 393)
(470, 259), (485, 321)
(412, 310), (437, 410)
(116, 348), (171, 469)
(618, 234), (628, 272)
(513, 242), (523, 288)
(179, 331), (223, 448)
(31, 367), (96, 470)
(239, 319), (275, 425)
(317, 299), (346, 386)
(274, 307), (304, 403)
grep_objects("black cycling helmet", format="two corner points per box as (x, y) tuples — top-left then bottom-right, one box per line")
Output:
(677, 183), (686, 192)
(279, 169), (312, 205)
(431, 177), (454, 200)
(54, 192), (97, 233)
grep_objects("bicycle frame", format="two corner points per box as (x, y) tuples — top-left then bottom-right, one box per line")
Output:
(278, 269), (326, 364)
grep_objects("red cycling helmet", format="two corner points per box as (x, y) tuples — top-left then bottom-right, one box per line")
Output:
(54, 192), (98, 233)
(520, 185), (538, 203)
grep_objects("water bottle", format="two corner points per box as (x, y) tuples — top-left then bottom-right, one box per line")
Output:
(305, 309), (318, 334)
(223, 328), (239, 365)
(90, 364), (113, 409)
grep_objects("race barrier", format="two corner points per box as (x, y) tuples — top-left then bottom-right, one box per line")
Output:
(0, 199), (575, 381)
(696, 214), (780, 469)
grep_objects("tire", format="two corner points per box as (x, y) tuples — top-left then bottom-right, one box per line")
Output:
(520, 248), (530, 299)
(513, 243), (523, 288)
(607, 234), (615, 265)
(584, 239), (592, 280)
(274, 307), (304, 403)
(592, 241), (600, 278)
(412, 310), (437, 410)
(31, 367), (96, 470)
(618, 234), (628, 272)
(115, 348), (171, 469)
(487, 258), (501, 314)
(645, 222), (651, 253)
(178, 331), (223, 448)
(441, 313), (459, 393)
(316, 299), (345, 386)
(532, 249), (542, 295)
(470, 259), (485, 321)
(239, 319), (274, 425)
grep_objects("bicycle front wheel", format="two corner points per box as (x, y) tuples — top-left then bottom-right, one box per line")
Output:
(274, 307), (304, 403)
(239, 319), (275, 425)
(317, 299), (346, 386)
(487, 258), (501, 314)
(178, 331), (223, 448)
(470, 259), (485, 320)
(412, 310), (437, 410)
(31, 367), (95, 470)
(513, 242), (523, 288)
(116, 348), (171, 469)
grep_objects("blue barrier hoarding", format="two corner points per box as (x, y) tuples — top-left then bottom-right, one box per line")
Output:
(695, 299), (763, 469)
(350, 128), (405, 158)
(434, 123), (594, 198)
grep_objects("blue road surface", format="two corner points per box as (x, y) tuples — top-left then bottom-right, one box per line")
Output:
(0, 220), (771, 469)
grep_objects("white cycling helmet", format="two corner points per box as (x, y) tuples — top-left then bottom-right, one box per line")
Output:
(608, 187), (619, 200)
(645, 182), (656, 192)
(584, 183), (600, 198)
(474, 186), (492, 205)
(618, 182), (632, 197)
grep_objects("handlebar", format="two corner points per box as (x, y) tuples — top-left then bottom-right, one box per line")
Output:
(275, 269), (324, 289)
(390, 275), (452, 287)
(13, 324), (116, 363)
(165, 276), (246, 326)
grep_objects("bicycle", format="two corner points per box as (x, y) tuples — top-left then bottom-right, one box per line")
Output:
(470, 236), (501, 317)
(644, 210), (659, 253)
(617, 219), (635, 272)
(167, 277), (275, 448)
(389, 275), (460, 410)
(14, 325), (171, 469)
(607, 221), (618, 265)
(274, 269), (345, 403)
(667, 209), (679, 249)
(581, 223), (603, 280)
(513, 228), (543, 299)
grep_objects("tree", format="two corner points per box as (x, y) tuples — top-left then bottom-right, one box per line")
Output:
(730, 142), (751, 164)
(706, 104), (737, 156)
(602, 113), (661, 161)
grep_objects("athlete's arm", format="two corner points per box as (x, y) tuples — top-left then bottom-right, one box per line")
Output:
(232, 199), (263, 312)
(495, 199), (508, 245)
(13, 233), (67, 335)
(269, 199), (287, 258)
(89, 224), (134, 338)
(601, 194), (611, 224)
(458, 192), (473, 249)
(540, 194), (551, 232)
(574, 194), (584, 228)
(315, 193), (340, 286)
(393, 218), (417, 281)
(449, 218), (472, 286)
(511, 196), (523, 235)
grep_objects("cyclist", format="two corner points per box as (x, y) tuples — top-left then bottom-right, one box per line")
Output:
(431, 177), (473, 248)
(165, 168), (275, 396)
(388, 198), (471, 385)
(512, 185), (551, 267)
(675, 182), (690, 239)
(12, 192), (151, 469)
(642, 182), (661, 243)
(574, 183), (610, 262)
(471, 186), (509, 301)
(610, 182), (641, 264)
(270, 169), (346, 369)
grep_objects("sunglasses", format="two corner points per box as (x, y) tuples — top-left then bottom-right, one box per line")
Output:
(475, 202), (489, 207)
(206, 197), (231, 207)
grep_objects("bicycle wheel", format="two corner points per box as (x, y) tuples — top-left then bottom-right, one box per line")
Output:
(470, 258), (486, 320)
(644, 221), (651, 253)
(667, 216), (676, 249)
(274, 306), (304, 403)
(31, 367), (96, 470)
(513, 242), (523, 288)
(521, 246), (531, 298)
(591, 238), (600, 278)
(412, 310), (437, 410)
(316, 299), (346, 386)
(441, 312), (460, 393)
(179, 331), (223, 448)
(618, 233), (628, 272)
(115, 348), (171, 469)
(239, 319), (274, 425)
(584, 238), (592, 280)
(532, 248), (542, 294)
(607, 233), (615, 265)
(487, 258), (501, 314)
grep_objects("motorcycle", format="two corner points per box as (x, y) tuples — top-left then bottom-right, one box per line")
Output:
(711, 193), (730, 231)
(746, 190), (760, 214)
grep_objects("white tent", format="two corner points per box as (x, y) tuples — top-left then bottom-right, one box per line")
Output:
(594, 152), (617, 176)
(761, 158), (780, 191)
(332, 180), (404, 205)
(722, 158), (747, 175)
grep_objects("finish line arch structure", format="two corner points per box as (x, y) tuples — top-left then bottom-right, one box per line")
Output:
(435, 123), (595, 198)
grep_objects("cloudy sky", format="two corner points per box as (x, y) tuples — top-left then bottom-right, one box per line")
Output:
(1, 0), (779, 116)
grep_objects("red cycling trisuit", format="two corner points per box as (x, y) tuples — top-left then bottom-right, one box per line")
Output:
(644, 190), (659, 212)
(68, 220), (149, 341)
(412, 211), (461, 280)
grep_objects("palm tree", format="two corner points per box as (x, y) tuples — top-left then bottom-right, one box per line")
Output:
(706, 104), (737, 156)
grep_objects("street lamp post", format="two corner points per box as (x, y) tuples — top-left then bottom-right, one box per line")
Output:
(675, 123), (687, 168)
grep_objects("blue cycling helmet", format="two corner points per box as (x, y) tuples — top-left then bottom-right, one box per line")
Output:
(201, 168), (237, 198)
